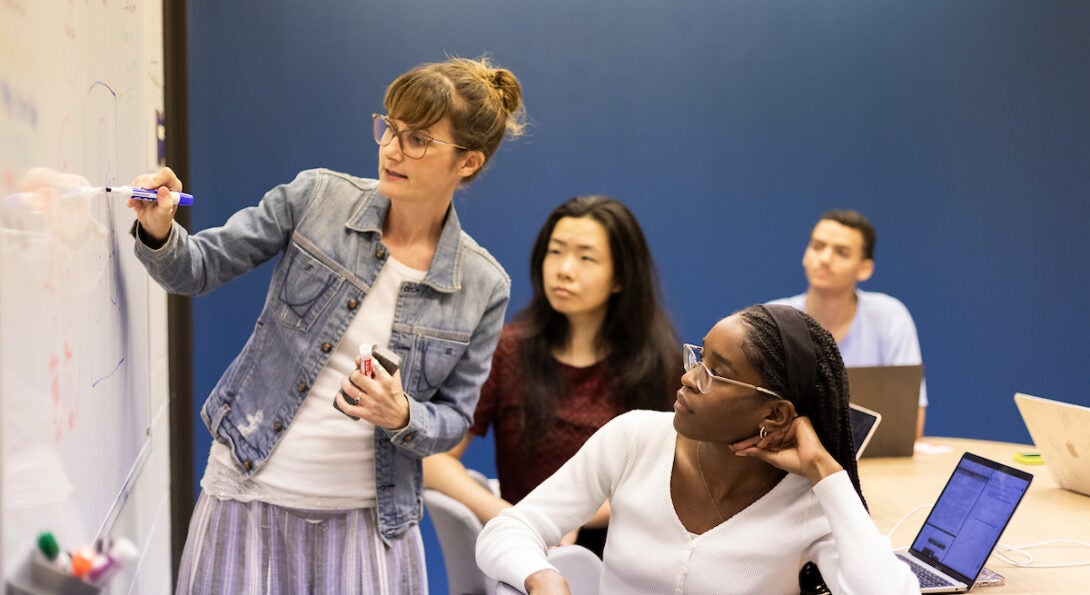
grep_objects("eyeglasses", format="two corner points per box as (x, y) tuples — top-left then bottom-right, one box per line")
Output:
(683, 343), (783, 399)
(371, 113), (469, 159)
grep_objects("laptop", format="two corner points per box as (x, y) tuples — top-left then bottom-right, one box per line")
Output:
(846, 364), (923, 457)
(895, 452), (1033, 593)
(849, 402), (882, 460)
(1014, 392), (1090, 497)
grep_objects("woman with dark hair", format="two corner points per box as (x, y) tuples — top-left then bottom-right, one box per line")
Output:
(423, 195), (680, 556)
(476, 304), (919, 594)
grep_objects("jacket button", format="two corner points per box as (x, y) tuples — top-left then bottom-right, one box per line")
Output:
(404, 434), (415, 443)
(376, 245), (387, 259)
(347, 298), (358, 310)
(243, 460), (253, 471)
(273, 421), (283, 433)
(297, 381), (308, 393)
(321, 342), (332, 353)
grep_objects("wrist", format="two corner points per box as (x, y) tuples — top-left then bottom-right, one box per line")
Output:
(805, 454), (843, 485)
(136, 221), (170, 249)
(525, 569), (568, 593)
(387, 392), (411, 431)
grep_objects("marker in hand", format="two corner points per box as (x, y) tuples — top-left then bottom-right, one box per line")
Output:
(8, 186), (196, 206)
(105, 185), (194, 206)
(335, 344), (374, 421)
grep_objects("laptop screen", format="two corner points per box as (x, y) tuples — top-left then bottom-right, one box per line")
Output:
(909, 452), (1033, 584)
(849, 403), (881, 459)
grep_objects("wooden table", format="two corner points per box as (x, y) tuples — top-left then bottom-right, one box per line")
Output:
(859, 437), (1090, 593)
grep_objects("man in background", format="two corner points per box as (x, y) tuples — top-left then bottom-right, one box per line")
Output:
(769, 210), (927, 439)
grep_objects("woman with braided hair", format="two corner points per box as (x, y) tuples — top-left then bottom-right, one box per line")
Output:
(476, 304), (918, 594)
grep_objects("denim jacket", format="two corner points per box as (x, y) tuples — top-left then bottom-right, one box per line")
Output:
(133, 168), (510, 540)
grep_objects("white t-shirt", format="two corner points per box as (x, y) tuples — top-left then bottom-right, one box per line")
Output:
(202, 257), (425, 509)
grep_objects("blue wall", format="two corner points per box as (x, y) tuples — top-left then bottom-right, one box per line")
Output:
(187, 1), (1090, 591)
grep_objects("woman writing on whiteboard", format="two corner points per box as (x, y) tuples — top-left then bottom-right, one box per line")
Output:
(128, 56), (525, 593)
(422, 195), (681, 557)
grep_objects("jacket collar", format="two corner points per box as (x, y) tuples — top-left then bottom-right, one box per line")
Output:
(345, 188), (462, 293)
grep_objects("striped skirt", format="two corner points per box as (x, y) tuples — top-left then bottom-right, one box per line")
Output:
(176, 492), (428, 594)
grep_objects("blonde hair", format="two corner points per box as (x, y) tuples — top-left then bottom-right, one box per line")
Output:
(384, 55), (526, 182)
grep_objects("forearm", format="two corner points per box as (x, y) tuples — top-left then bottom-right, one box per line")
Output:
(812, 471), (920, 593)
(477, 508), (557, 589)
(582, 501), (611, 529)
(423, 452), (511, 523)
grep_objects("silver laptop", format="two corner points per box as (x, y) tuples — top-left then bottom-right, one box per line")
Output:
(846, 364), (923, 457)
(1014, 392), (1090, 497)
(849, 403), (882, 460)
(895, 452), (1033, 593)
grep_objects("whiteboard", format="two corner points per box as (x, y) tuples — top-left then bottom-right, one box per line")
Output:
(0, 0), (167, 579)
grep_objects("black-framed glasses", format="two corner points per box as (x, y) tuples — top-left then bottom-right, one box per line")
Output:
(683, 343), (783, 399)
(371, 113), (469, 159)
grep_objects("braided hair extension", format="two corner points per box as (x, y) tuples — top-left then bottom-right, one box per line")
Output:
(737, 306), (866, 508)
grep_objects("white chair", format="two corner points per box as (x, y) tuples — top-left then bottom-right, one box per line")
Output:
(495, 545), (603, 595)
(423, 469), (498, 595)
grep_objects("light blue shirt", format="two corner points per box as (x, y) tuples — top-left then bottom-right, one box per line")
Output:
(768, 289), (927, 407)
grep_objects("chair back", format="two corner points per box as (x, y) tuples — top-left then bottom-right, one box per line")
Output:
(547, 545), (602, 595)
(423, 470), (497, 595)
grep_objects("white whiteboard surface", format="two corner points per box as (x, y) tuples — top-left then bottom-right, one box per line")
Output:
(1, 1), (171, 588)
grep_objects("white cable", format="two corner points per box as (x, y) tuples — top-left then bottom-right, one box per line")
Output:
(884, 504), (932, 542)
(884, 507), (1090, 569)
(992, 540), (1090, 569)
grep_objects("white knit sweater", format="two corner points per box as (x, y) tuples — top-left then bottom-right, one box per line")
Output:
(476, 410), (919, 594)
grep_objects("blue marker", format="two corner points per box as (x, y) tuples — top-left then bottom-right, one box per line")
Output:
(6, 186), (194, 206)
(104, 185), (194, 206)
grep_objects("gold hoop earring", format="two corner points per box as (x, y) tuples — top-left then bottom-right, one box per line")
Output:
(759, 426), (768, 439)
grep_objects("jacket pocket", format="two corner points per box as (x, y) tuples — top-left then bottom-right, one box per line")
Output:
(277, 246), (341, 332)
(405, 331), (471, 398)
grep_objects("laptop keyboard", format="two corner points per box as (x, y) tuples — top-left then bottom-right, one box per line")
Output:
(897, 554), (953, 589)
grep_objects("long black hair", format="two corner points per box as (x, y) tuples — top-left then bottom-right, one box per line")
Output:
(514, 196), (680, 449)
(737, 305), (865, 506)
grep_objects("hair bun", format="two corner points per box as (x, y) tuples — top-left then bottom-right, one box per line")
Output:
(488, 68), (523, 116)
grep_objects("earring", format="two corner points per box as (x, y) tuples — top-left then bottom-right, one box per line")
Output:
(759, 426), (768, 439)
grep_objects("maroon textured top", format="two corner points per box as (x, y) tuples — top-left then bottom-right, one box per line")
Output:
(470, 323), (624, 504)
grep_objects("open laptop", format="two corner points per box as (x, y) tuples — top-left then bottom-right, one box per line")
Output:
(895, 452), (1033, 593)
(846, 364), (923, 457)
(1014, 392), (1090, 497)
(849, 403), (882, 460)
